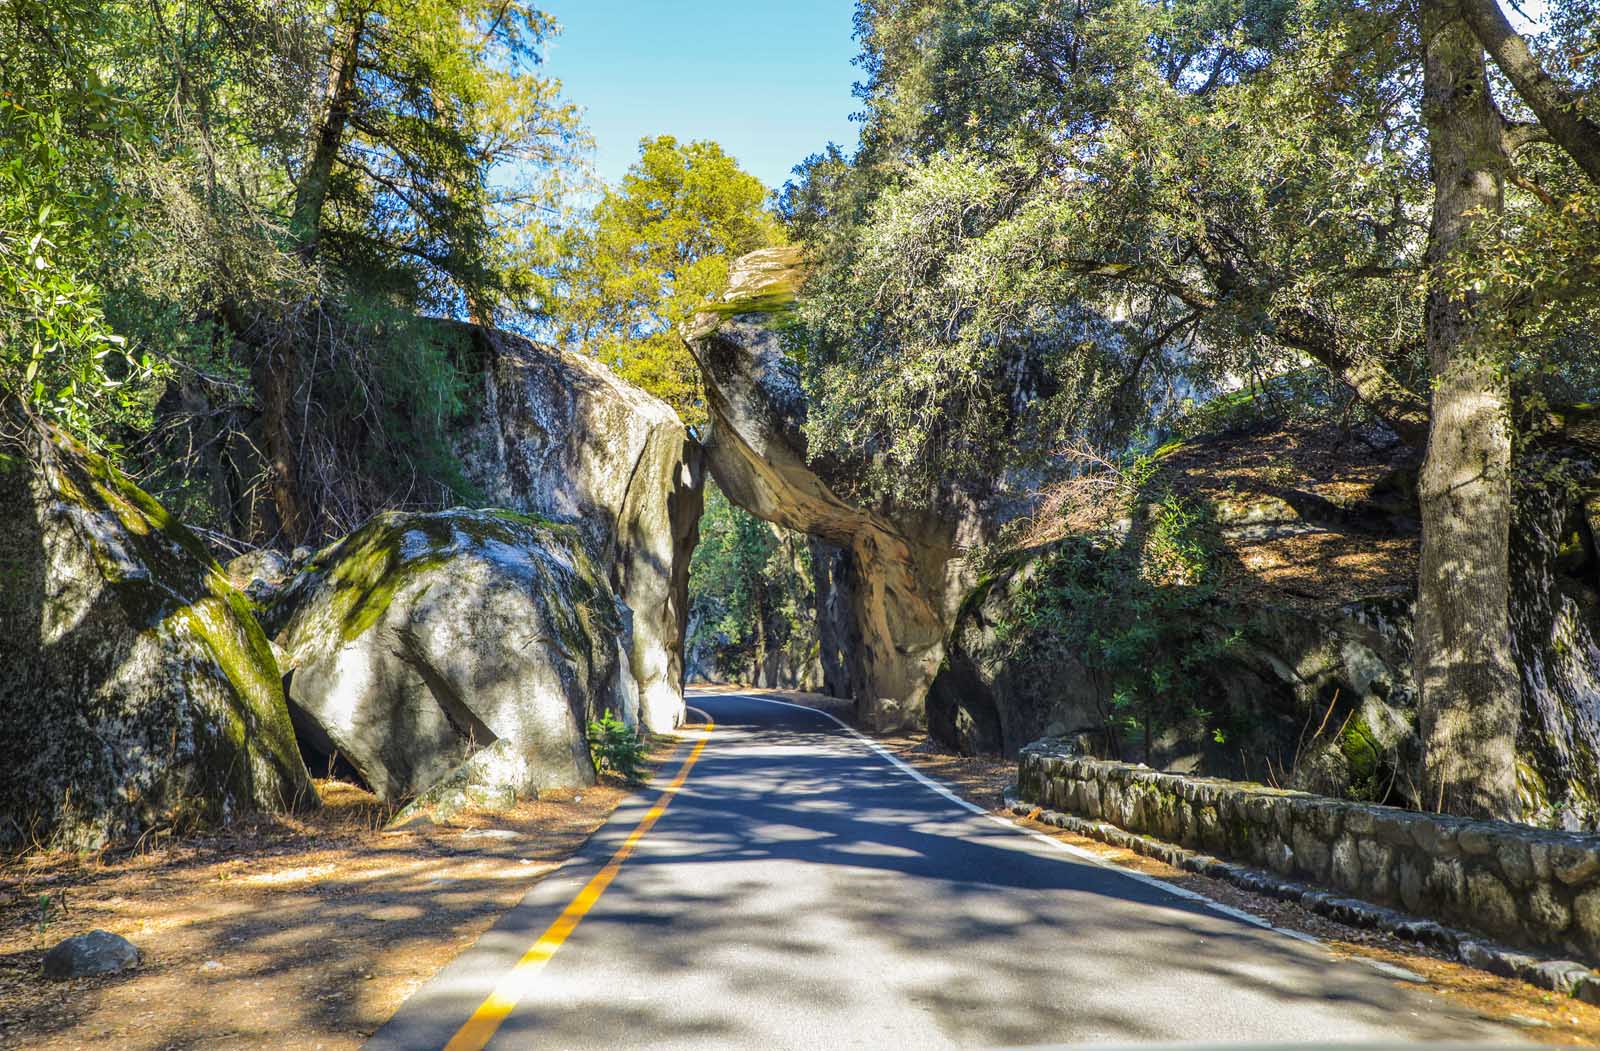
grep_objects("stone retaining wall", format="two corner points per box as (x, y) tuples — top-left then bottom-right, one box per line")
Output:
(1019, 740), (1600, 963)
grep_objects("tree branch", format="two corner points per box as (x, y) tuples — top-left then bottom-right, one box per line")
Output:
(1501, 117), (1550, 153)
(1062, 253), (1433, 447)
(1269, 306), (1432, 448)
(1459, 0), (1600, 186)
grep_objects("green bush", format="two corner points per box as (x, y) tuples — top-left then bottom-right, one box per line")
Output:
(1, 102), (161, 443)
(586, 710), (648, 783)
(996, 455), (1248, 761)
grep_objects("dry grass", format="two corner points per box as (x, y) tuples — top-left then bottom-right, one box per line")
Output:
(0, 737), (677, 1051)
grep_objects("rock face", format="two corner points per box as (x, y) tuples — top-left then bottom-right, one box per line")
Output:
(933, 553), (1420, 797)
(932, 422), (1600, 828)
(1508, 468), (1600, 831)
(269, 508), (623, 804)
(684, 248), (985, 729)
(926, 424), (1416, 787)
(0, 414), (316, 851)
(225, 548), (297, 604)
(453, 326), (703, 733)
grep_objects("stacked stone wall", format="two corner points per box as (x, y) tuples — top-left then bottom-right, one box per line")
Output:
(1020, 741), (1600, 962)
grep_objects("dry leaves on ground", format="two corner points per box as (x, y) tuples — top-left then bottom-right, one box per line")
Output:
(0, 737), (676, 1051)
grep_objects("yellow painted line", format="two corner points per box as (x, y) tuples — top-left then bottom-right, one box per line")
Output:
(442, 717), (714, 1051)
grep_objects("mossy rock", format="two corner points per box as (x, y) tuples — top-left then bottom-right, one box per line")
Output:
(686, 245), (806, 339)
(1339, 715), (1383, 794)
(0, 413), (317, 851)
(271, 508), (627, 805)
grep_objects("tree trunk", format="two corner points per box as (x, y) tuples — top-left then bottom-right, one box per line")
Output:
(254, 340), (308, 545)
(1458, 0), (1600, 187)
(291, 11), (364, 253)
(751, 577), (767, 687)
(1415, 2), (1521, 821)
(255, 9), (364, 545)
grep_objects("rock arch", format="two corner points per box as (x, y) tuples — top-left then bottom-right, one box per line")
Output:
(684, 248), (985, 729)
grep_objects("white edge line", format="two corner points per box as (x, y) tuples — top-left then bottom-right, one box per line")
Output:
(717, 692), (1324, 949)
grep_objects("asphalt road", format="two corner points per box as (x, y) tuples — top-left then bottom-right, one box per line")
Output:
(367, 692), (1518, 1050)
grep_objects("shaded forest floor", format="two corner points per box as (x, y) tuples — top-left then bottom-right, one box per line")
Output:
(719, 685), (1600, 1046)
(0, 739), (677, 1051)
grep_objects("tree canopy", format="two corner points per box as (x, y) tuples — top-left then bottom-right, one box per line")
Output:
(778, 0), (1600, 818)
(781, 0), (1598, 504)
(0, 0), (585, 540)
(556, 135), (785, 423)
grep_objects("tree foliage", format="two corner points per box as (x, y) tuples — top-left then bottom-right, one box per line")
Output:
(291, 0), (587, 316)
(782, 0), (1433, 502)
(0, 0), (586, 542)
(557, 136), (784, 422)
(687, 481), (814, 682)
(782, 0), (1599, 504)
(781, 0), (1600, 818)
(0, 100), (158, 441)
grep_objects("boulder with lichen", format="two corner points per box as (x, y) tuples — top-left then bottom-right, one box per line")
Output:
(268, 508), (626, 805)
(451, 325), (703, 734)
(0, 411), (316, 851)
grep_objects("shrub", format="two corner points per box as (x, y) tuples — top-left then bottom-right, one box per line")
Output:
(586, 710), (648, 782)
(996, 452), (1248, 761)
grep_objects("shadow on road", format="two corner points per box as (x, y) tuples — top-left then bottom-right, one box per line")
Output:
(479, 696), (1490, 1048)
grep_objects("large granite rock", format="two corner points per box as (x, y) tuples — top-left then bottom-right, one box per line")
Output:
(0, 413), (316, 851)
(924, 426), (1421, 787)
(684, 248), (987, 729)
(452, 326), (703, 733)
(1508, 468), (1600, 832)
(269, 508), (624, 804)
(931, 423), (1600, 828)
(931, 543), (1420, 798)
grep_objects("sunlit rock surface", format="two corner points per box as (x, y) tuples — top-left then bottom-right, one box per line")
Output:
(269, 509), (624, 805)
(452, 326), (703, 734)
(684, 247), (988, 730)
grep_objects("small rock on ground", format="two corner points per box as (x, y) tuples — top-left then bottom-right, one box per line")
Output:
(42, 930), (140, 979)
(1365, 960), (1428, 983)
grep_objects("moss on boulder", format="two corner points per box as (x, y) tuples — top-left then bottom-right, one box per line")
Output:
(0, 413), (316, 851)
(270, 509), (626, 806)
(685, 245), (806, 338)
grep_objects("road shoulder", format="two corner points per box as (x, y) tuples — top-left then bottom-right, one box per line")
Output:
(0, 737), (680, 1051)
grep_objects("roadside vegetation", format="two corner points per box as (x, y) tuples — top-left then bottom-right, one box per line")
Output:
(9, 0), (1600, 825)
(768, 0), (1600, 824)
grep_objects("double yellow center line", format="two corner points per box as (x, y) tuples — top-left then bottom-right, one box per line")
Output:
(442, 717), (715, 1051)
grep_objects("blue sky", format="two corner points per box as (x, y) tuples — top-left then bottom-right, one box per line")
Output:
(541, 2), (862, 191)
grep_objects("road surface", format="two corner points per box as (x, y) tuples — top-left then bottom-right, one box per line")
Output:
(367, 692), (1516, 1050)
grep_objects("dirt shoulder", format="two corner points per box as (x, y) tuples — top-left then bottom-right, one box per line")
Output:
(728, 685), (1600, 1046)
(0, 737), (678, 1051)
